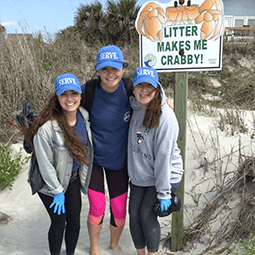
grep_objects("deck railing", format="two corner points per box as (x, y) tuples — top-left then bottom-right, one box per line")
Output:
(224, 26), (255, 42)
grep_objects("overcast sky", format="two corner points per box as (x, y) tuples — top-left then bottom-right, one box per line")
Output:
(223, 0), (255, 16)
(1, 0), (254, 35)
(0, 0), (158, 35)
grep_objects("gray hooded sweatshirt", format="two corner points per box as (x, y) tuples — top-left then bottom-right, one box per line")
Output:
(127, 85), (184, 200)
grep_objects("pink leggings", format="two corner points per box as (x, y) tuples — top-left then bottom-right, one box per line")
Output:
(87, 164), (128, 227)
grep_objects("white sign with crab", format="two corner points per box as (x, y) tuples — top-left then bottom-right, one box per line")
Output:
(136, 0), (224, 72)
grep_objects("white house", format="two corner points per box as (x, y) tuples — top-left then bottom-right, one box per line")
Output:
(224, 0), (255, 27)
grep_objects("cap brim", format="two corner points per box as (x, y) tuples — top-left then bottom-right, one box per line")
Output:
(56, 86), (82, 96)
(96, 61), (123, 71)
(133, 77), (158, 88)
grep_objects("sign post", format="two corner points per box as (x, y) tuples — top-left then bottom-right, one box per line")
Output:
(171, 72), (188, 251)
(135, 0), (224, 251)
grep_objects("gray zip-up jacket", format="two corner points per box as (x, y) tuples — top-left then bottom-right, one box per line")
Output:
(128, 85), (183, 200)
(32, 107), (93, 197)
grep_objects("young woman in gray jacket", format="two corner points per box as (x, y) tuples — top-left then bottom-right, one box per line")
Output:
(23, 73), (93, 255)
(128, 67), (184, 255)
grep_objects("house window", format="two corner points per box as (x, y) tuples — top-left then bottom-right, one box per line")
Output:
(248, 19), (255, 27)
(224, 16), (232, 27)
(235, 19), (244, 27)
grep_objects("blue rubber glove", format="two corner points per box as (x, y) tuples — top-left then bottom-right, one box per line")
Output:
(159, 198), (172, 211)
(49, 192), (65, 215)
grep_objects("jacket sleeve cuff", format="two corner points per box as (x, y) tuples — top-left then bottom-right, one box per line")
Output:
(51, 185), (64, 195)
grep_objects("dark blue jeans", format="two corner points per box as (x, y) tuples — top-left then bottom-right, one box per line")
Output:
(38, 177), (81, 255)
(129, 183), (160, 253)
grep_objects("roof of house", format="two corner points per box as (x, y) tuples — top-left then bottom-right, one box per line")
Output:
(224, 0), (255, 16)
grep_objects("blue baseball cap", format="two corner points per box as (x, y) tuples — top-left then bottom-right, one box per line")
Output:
(55, 73), (82, 96)
(96, 45), (124, 70)
(133, 67), (158, 88)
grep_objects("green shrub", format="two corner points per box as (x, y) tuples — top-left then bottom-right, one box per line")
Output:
(0, 146), (30, 190)
(230, 234), (255, 255)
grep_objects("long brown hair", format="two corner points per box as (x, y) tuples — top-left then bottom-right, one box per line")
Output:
(24, 92), (89, 165)
(142, 85), (162, 129)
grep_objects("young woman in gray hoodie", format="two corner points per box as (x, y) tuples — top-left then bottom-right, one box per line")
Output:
(128, 67), (184, 255)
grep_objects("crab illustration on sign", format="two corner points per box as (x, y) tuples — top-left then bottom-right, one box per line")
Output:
(136, 0), (224, 42)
